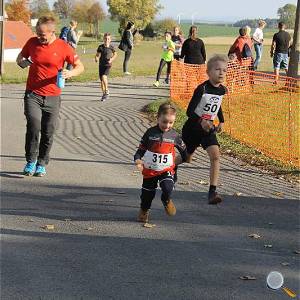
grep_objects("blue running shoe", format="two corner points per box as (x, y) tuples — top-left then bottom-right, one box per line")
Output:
(35, 165), (46, 177)
(23, 161), (37, 176)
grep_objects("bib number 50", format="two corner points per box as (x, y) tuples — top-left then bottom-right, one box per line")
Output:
(203, 103), (218, 113)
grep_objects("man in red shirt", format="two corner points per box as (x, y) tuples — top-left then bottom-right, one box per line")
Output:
(16, 16), (84, 177)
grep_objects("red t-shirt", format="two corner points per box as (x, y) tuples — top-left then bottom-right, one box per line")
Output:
(21, 37), (79, 96)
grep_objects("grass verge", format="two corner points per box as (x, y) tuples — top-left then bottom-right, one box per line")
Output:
(145, 99), (300, 183)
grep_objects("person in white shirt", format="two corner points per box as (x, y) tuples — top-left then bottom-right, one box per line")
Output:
(252, 20), (267, 70)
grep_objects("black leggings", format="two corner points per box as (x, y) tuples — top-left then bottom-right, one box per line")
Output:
(123, 49), (132, 72)
(24, 91), (61, 166)
(156, 59), (171, 81)
(140, 172), (174, 210)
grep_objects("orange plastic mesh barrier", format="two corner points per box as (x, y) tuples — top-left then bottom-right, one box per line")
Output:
(170, 59), (300, 167)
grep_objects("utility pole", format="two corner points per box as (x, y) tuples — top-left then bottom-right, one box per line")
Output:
(287, 0), (300, 78)
(0, 0), (4, 77)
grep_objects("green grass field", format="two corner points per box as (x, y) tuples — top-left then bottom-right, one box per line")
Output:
(1, 39), (275, 83)
(77, 19), (276, 39)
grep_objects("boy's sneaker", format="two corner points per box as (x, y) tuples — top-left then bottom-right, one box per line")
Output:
(153, 81), (160, 87)
(23, 161), (37, 176)
(101, 93), (108, 102)
(124, 72), (131, 75)
(208, 191), (222, 205)
(164, 78), (170, 84)
(34, 165), (46, 177)
(164, 200), (176, 216)
(137, 208), (150, 223)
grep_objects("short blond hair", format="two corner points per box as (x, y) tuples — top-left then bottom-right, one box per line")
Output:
(207, 54), (228, 71)
(70, 20), (78, 27)
(258, 20), (266, 27)
(158, 103), (177, 117)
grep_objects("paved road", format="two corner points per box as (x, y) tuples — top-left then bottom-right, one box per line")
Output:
(1, 77), (299, 300)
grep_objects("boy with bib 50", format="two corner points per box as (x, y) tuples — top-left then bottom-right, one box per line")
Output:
(134, 103), (187, 223)
(182, 54), (228, 205)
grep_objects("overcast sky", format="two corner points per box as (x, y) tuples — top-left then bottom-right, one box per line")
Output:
(48, 0), (297, 22)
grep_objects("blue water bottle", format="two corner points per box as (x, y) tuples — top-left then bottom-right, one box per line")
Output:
(57, 69), (65, 88)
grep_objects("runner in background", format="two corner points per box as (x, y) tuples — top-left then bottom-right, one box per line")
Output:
(95, 33), (117, 101)
(172, 26), (184, 60)
(153, 31), (175, 87)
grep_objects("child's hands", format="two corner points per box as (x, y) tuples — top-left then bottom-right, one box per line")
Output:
(135, 159), (144, 173)
(95, 57), (99, 63)
(216, 122), (224, 133)
(200, 119), (213, 132)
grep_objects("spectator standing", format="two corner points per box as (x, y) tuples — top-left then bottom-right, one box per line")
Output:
(252, 20), (267, 70)
(180, 26), (206, 65)
(66, 20), (82, 70)
(172, 26), (184, 60)
(270, 22), (292, 84)
(119, 21), (135, 75)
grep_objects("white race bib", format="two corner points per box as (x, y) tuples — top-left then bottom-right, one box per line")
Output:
(194, 93), (223, 120)
(143, 151), (173, 171)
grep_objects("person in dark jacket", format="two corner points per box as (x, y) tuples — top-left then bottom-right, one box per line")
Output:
(119, 21), (135, 75)
(180, 26), (206, 65)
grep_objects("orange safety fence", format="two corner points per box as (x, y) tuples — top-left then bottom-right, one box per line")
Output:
(170, 59), (300, 167)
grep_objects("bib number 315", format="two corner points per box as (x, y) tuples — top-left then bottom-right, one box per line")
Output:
(152, 154), (169, 164)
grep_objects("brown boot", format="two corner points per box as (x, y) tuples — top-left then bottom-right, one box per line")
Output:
(164, 200), (176, 216)
(137, 209), (150, 223)
(208, 191), (222, 205)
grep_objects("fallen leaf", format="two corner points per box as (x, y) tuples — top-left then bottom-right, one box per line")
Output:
(41, 224), (54, 230)
(273, 192), (284, 197)
(281, 262), (290, 266)
(143, 223), (156, 228)
(28, 219), (34, 222)
(76, 136), (81, 139)
(178, 181), (190, 186)
(264, 244), (273, 248)
(248, 233), (261, 239)
(239, 276), (256, 280)
(233, 192), (242, 197)
(196, 180), (209, 185)
(86, 227), (94, 231)
(293, 250), (300, 254)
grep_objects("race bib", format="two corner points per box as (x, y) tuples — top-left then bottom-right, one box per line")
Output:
(143, 151), (173, 171)
(194, 93), (223, 120)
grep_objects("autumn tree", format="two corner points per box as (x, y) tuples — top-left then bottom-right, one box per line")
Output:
(87, 2), (106, 38)
(71, 0), (94, 24)
(107, 0), (162, 34)
(5, 0), (31, 24)
(30, 0), (52, 19)
(278, 3), (297, 28)
(53, 0), (73, 19)
(154, 18), (177, 36)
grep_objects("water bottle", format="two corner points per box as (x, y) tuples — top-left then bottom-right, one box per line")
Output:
(57, 69), (65, 88)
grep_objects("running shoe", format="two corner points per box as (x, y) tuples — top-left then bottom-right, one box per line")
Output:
(164, 78), (170, 84)
(164, 199), (176, 216)
(23, 161), (37, 176)
(124, 72), (131, 75)
(208, 191), (222, 205)
(137, 208), (150, 223)
(34, 165), (46, 177)
(153, 81), (160, 87)
(101, 93), (108, 102)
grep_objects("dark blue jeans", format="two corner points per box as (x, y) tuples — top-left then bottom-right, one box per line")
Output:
(24, 91), (61, 166)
